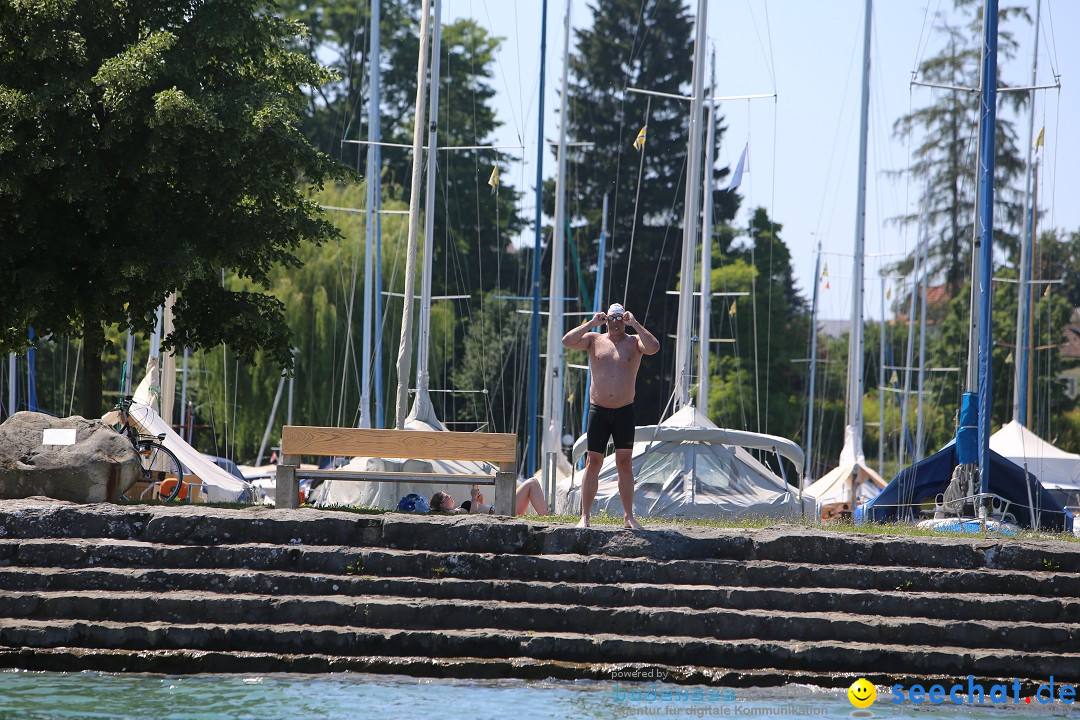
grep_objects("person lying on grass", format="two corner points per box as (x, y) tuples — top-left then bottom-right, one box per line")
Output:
(430, 480), (548, 516)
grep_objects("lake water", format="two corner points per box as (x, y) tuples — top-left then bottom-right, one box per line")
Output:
(2, 671), (1080, 719)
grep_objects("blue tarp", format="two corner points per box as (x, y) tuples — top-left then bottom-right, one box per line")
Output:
(855, 440), (1073, 532)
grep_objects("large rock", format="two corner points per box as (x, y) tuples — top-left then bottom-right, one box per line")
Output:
(0, 413), (140, 502)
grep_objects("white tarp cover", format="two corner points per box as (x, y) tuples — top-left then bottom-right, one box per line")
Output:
(990, 420), (1080, 491)
(557, 405), (803, 520)
(106, 401), (254, 503)
(803, 426), (887, 511)
(308, 393), (497, 510)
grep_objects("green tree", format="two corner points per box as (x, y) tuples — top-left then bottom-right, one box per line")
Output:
(0, 0), (345, 418)
(1036, 228), (1080, 309)
(705, 209), (809, 444)
(278, 0), (526, 296)
(449, 293), (529, 435)
(890, 0), (1030, 295)
(279, 0), (528, 440)
(928, 255), (1074, 452)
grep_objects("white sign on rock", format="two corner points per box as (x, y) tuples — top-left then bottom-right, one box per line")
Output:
(42, 429), (77, 446)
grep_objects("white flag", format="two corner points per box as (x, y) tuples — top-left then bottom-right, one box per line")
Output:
(725, 143), (749, 192)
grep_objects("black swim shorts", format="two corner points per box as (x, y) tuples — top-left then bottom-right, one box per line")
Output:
(586, 403), (635, 453)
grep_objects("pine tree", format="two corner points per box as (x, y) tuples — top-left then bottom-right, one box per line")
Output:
(890, 0), (1030, 295)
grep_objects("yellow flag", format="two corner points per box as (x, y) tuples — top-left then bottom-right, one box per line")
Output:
(1035, 127), (1045, 148)
(728, 300), (737, 317)
(487, 165), (499, 193)
(633, 126), (647, 151)
(886, 285), (892, 300)
(1005, 351), (1014, 365)
(1044, 284), (1051, 298)
(889, 370), (899, 385)
(822, 262), (828, 277)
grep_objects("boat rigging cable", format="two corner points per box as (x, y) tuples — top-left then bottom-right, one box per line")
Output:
(622, 96), (651, 301)
(603, 0), (657, 306)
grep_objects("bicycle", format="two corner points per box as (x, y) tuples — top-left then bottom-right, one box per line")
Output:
(115, 396), (186, 502)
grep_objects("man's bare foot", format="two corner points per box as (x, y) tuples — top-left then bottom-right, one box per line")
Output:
(624, 516), (643, 530)
(576, 516), (590, 528)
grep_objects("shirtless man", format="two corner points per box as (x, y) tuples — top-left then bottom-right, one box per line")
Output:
(562, 303), (660, 529)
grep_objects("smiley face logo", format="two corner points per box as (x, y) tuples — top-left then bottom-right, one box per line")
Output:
(847, 678), (877, 708)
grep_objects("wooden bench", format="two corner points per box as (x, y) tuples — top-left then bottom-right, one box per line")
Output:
(275, 426), (519, 515)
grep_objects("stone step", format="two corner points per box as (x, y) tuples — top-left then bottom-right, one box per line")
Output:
(3, 538), (1078, 600)
(0, 646), (969, 691)
(3, 618), (1079, 681)
(2, 589), (1077, 654)
(1, 567), (1074, 625)
(2, 501), (1078, 573)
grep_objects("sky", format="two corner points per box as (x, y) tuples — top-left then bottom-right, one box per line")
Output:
(441, 0), (1079, 324)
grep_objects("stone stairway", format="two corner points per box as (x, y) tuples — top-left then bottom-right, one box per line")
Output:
(0, 498), (1078, 688)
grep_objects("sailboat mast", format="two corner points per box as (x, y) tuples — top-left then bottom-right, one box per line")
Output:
(805, 240), (823, 483)
(845, 0), (872, 459)
(673, 0), (708, 411)
(975, 0), (1000, 497)
(393, 0), (433, 428)
(1012, 0), (1041, 426)
(415, 0), (444, 412)
(582, 192), (609, 436)
(697, 51), (716, 412)
(915, 225), (930, 461)
(901, 185), (930, 468)
(878, 277), (886, 478)
(525, 0), (550, 475)
(360, 0), (382, 429)
(541, 0), (572, 481)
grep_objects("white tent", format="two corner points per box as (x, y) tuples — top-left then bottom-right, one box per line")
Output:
(557, 405), (804, 520)
(308, 395), (497, 510)
(803, 426), (887, 515)
(990, 420), (1080, 506)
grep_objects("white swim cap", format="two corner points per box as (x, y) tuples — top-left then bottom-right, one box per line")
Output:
(607, 303), (625, 317)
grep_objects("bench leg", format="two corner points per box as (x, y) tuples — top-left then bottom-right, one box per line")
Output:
(276, 454), (300, 509)
(494, 469), (516, 517)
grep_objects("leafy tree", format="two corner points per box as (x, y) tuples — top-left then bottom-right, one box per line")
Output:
(705, 209), (809, 442)
(449, 292), (530, 435)
(890, 0), (1031, 295)
(278, 0), (526, 296)
(279, 0), (528, 442)
(923, 230), (1075, 455)
(0, 0), (345, 418)
(1036, 229), (1080, 310)
(184, 181), (415, 460)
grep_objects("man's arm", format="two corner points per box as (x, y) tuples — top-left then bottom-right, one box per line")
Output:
(562, 312), (605, 350)
(624, 311), (660, 355)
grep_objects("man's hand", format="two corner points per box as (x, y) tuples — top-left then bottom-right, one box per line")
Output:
(564, 312), (604, 349)
(624, 310), (660, 355)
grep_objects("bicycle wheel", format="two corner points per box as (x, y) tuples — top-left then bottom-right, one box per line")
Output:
(137, 440), (186, 502)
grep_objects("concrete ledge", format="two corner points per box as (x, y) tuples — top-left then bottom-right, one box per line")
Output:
(1, 499), (1078, 574)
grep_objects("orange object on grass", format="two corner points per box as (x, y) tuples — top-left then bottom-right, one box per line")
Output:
(158, 478), (193, 502)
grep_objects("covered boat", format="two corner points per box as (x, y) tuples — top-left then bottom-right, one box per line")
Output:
(557, 405), (803, 520)
(856, 440), (1073, 532)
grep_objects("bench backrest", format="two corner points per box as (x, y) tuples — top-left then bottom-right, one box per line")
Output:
(280, 426), (517, 465)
